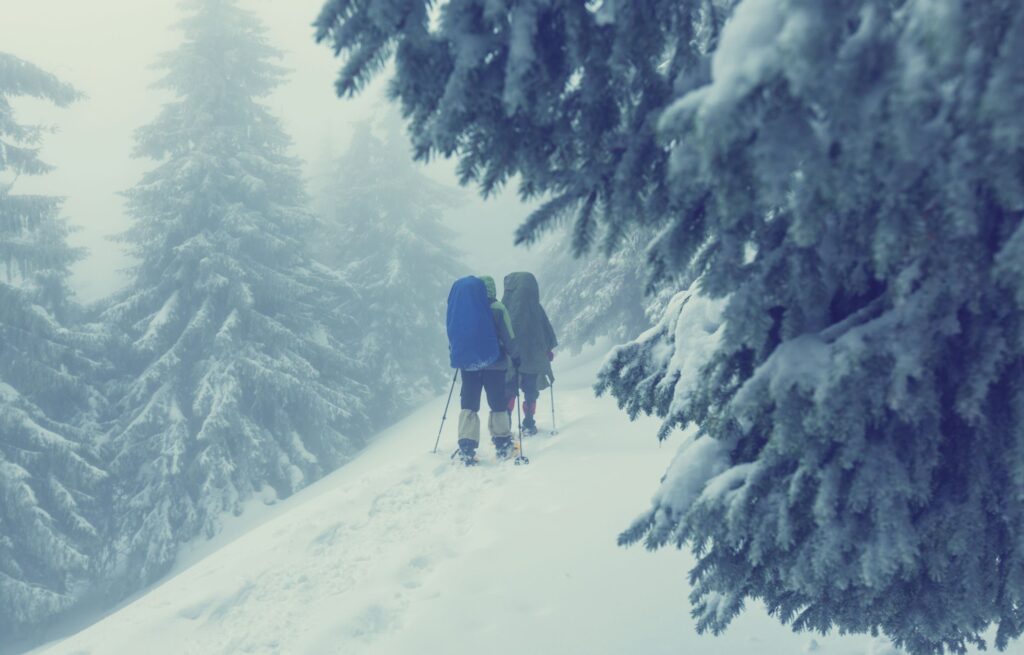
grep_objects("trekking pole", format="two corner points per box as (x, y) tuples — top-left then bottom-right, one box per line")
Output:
(433, 370), (459, 454)
(514, 371), (529, 465)
(549, 383), (558, 435)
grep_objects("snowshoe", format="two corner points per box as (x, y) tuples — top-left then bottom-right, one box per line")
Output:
(522, 424), (538, 437)
(512, 439), (529, 465)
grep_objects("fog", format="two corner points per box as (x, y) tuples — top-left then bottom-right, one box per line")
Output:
(1, 0), (542, 303)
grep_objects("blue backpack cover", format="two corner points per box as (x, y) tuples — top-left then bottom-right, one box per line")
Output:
(447, 276), (500, 370)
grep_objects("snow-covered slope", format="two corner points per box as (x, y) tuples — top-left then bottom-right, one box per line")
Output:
(34, 352), (1014, 655)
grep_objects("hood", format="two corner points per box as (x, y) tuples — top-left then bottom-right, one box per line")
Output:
(478, 275), (497, 301)
(502, 272), (539, 304)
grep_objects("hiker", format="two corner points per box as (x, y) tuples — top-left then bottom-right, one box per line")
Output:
(502, 272), (557, 436)
(446, 275), (520, 465)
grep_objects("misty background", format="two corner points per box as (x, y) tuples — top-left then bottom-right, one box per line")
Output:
(0, 0), (542, 304)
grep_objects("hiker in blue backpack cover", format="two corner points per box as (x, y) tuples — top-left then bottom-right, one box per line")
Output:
(502, 272), (557, 436)
(446, 275), (519, 464)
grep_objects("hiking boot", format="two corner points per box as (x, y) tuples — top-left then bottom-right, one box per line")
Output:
(457, 439), (478, 466)
(522, 424), (538, 437)
(493, 436), (513, 460)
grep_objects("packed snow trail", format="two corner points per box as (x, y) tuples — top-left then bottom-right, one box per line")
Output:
(34, 352), (1014, 655)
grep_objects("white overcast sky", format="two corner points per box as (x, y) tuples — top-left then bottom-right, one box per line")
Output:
(1, 0), (542, 303)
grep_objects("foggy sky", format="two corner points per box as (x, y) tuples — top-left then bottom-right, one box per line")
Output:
(1, 0), (543, 304)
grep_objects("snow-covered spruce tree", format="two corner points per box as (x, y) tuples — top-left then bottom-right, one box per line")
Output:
(0, 53), (108, 637)
(312, 124), (462, 427)
(104, 0), (368, 588)
(541, 227), (663, 354)
(317, 1), (1024, 653)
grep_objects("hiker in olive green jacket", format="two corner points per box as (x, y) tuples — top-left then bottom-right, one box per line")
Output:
(502, 272), (557, 436)
(457, 275), (520, 463)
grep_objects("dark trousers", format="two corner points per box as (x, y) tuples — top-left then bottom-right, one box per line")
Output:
(460, 369), (508, 413)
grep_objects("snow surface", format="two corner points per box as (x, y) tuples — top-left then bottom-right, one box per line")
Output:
(32, 349), (1014, 655)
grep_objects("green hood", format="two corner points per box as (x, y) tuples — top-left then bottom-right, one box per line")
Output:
(477, 275), (514, 339)
(479, 275), (497, 301)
